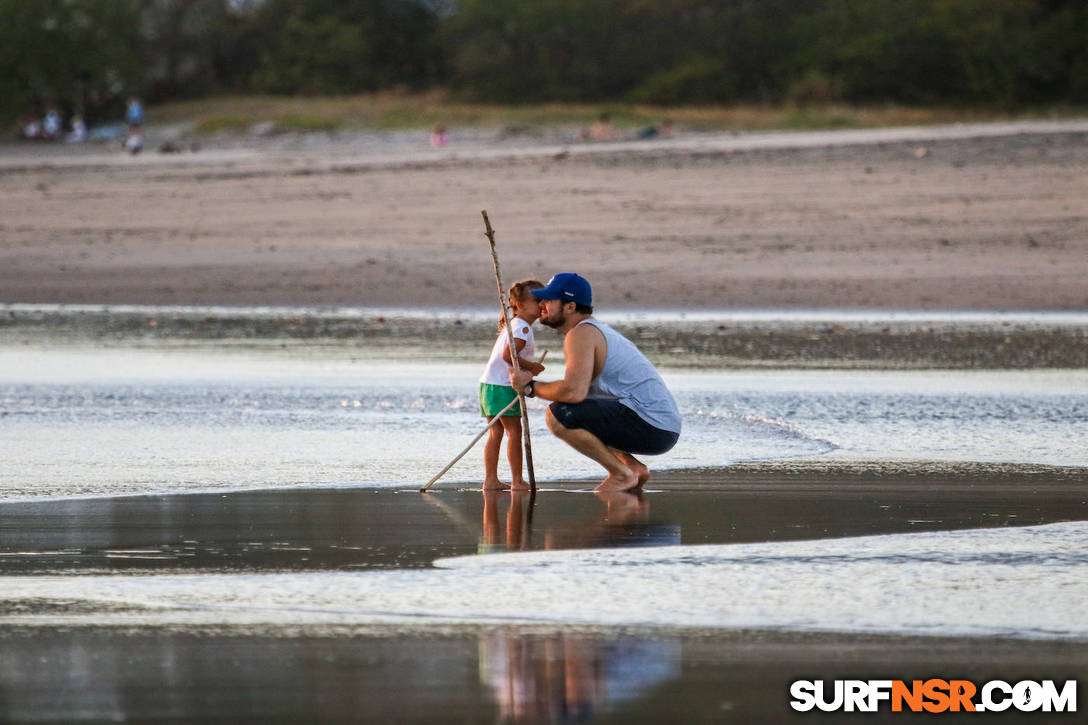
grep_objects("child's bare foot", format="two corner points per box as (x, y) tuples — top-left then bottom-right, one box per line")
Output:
(594, 469), (640, 492)
(482, 479), (510, 491)
(509, 478), (531, 491)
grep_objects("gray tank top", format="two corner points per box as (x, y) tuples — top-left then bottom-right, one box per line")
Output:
(577, 319), (682, 434)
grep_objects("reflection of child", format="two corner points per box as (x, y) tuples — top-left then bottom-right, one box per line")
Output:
(479, 489), (531, 553)
(479, 279), (546, 490)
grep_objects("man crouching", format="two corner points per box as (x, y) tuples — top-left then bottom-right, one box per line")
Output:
(509, 273), (681, 491)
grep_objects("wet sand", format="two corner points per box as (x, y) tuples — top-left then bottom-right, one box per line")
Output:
(1, 462), (1085, 576)
(4, 304), (1086, 368)
(2, 464), (1086, 722)
(2, 121), (1087, 310)
(2, 626), (1084, 723)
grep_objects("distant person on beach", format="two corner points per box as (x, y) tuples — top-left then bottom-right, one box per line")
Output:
(124, 97), (145, 155)
(67, 112), (87, 143)
(21, 115), (43, 140)
(124, 125), (144, 154)
(583, 113), (617, 141)
(429, 122), (449, 147)
(42, 108), (63, 140)
(479, 279), (547, 490)
(637, 119), (674, 140)
(509, 273), (681, 492)
(125, 97), (144, 128)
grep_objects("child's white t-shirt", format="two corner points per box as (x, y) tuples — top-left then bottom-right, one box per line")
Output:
(479, 317), (535, 386)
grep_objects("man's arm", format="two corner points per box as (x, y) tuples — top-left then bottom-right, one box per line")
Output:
(511, 324), (599, 402)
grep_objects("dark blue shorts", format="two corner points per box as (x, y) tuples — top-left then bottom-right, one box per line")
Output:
(548, 399), (679, 456)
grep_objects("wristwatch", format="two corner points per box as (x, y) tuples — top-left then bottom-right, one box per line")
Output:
(523, 379), (536, 398)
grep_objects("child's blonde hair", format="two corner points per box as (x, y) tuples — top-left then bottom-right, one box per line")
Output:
(499, 279), (544, 330)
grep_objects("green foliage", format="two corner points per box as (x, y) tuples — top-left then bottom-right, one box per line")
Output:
(629, 57), (739, 106)
(276, 115), (341, 131)
(785, 71), (843, 106)
(444, 0), (1088, 107)
(247, 0), (441, 94)
(193, 114), (249, 133)
(816, 1), (965, 103)
(441, 0), (643, 102)
(138, 0), (242, 99)
(778, 110), (856, 130)
(0, 0), (143, 124)
(3, 0), (1087, 125)
(376, 107), (441, 128)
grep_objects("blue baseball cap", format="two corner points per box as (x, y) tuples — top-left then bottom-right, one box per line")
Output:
(530, 273), (592, 306)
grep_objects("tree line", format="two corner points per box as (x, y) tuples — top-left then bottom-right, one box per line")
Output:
(4, 0), (1086, 125)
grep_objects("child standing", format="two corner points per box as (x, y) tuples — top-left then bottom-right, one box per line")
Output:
(479, 279), (547, 490)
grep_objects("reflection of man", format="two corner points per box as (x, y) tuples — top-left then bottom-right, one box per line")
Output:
(509, 273), (681, 491)
(480, 630), (681, 720)
(542, 491), (668, 551)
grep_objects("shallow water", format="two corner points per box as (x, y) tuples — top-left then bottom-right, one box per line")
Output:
(3, 490), (1085, 638)
(3, 627), (1082, 723)
(2, 339), (1086, 721)
(4, 471), (1084, 575)
(2, 487), (1086, 720)
(2, 345), (1086, 501)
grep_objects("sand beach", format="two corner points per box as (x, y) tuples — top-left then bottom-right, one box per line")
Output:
(2, 120), (1086, 721)
(2, 119), (1087, 310)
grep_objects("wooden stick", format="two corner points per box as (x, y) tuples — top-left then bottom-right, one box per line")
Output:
(419, 351), (546, 492)
(481, 210), (539, 492)
(418, 397), (518, 492)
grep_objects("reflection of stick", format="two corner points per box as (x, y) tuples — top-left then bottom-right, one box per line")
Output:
(420, 351), (546, 492)
(521, 491), (536, 550)
(420, 492), (478, 535)
(482, 210), (538, 492)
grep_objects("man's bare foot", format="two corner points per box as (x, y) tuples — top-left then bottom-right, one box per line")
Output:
(482, 479), (510, 491)
(594, 469), (640, 492)
(628, 461), (650, 486)
(610, 449), (650, 486)
(509, 479), (531, 491)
